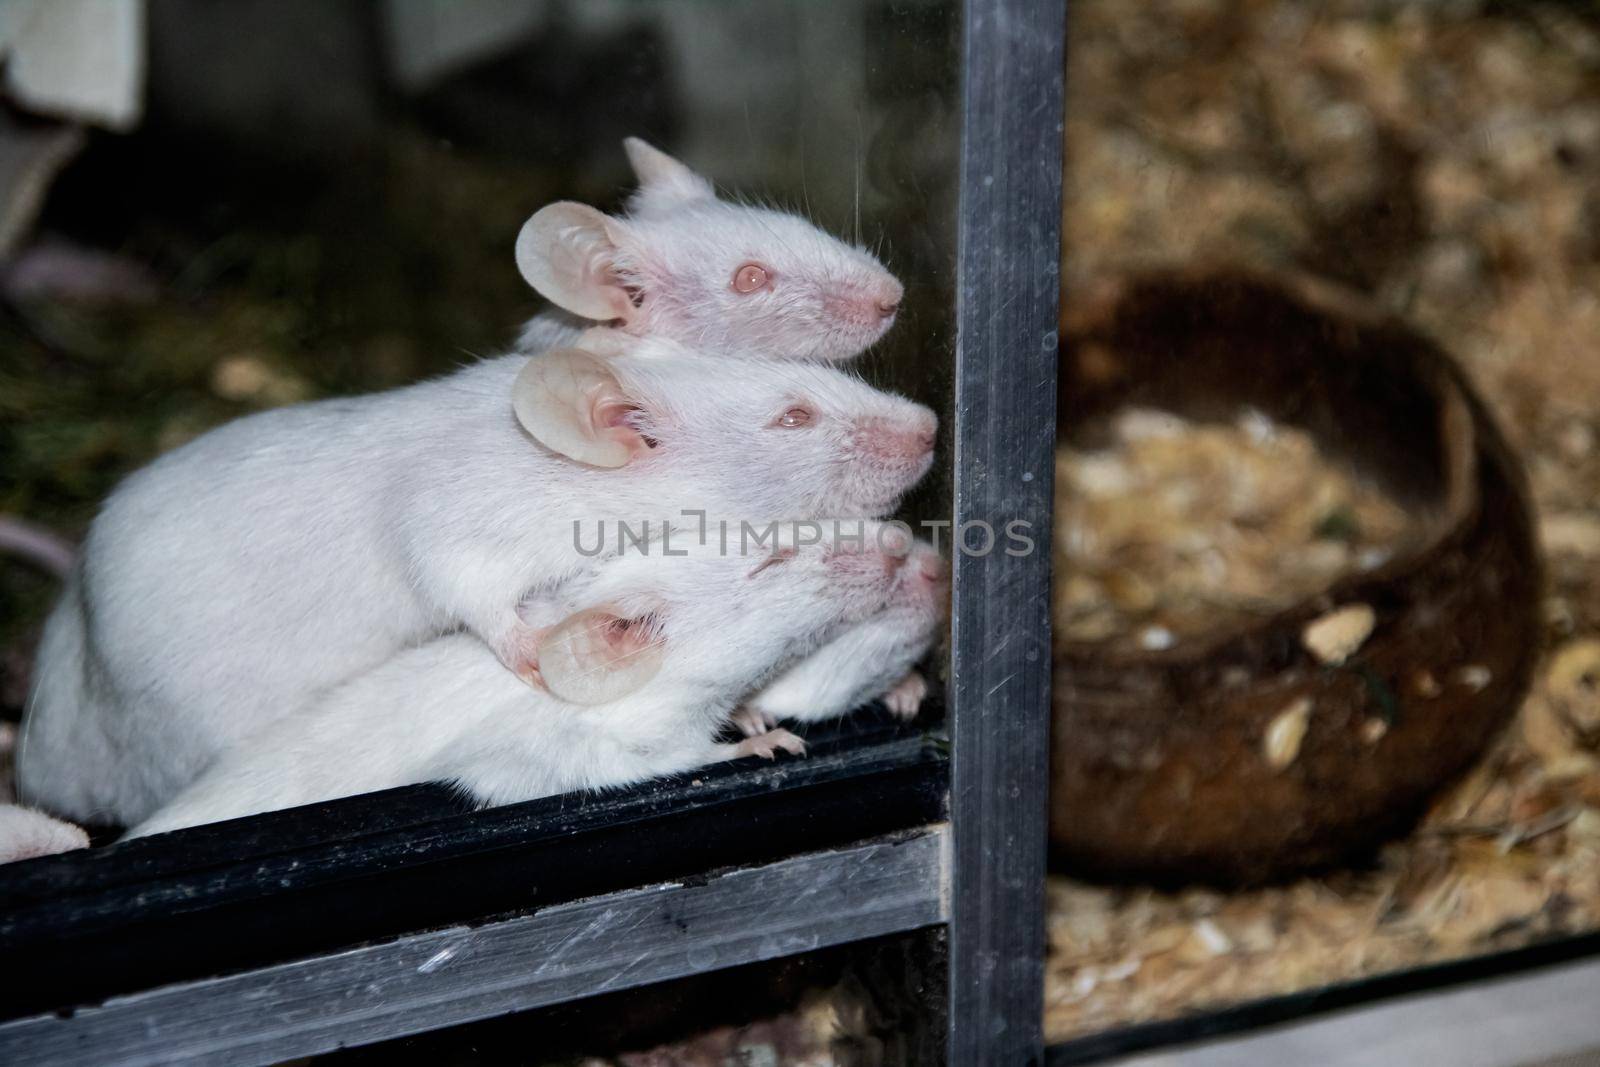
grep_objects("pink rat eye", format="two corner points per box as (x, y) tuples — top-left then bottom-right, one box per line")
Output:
(775, 406), (813, 429)
(732, 263), (770, 293)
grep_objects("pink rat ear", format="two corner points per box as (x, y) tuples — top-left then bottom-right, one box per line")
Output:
(537, 607), (665, 705)
(623, 137), (715, 210)
(512, 348), (650, 469)
(515, 202), (637, 322)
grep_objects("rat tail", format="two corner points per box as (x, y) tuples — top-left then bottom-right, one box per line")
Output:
(0, 515), (75, 579)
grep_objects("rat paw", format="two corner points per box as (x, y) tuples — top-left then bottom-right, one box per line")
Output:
(734, 728), (806, 760)
(730, 706), (778, 738)
(492, 624), (546, 689)
(882, 671), (928, 720)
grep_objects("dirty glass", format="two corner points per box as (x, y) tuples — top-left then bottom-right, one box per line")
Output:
(1, 1), (960, 759)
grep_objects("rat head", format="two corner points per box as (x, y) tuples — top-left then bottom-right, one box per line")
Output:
(512, 340), (937, 517)
(521, 522), (908, 706)
(800, 536), (948, 659)
(516, 138), (903, 363)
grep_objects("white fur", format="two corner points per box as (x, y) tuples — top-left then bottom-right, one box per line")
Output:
(747, 542), (946, 723)
(0, 804), (88, 863)
(19, 345), (935, 827)
(513, 308), (589, 355)
(128, 526), (905, 838)
(515, 139), (902, 364)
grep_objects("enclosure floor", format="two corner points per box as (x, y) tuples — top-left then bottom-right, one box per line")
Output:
(1046, 0), (1600, 1044)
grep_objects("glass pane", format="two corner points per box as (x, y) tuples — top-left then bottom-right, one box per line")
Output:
(1049, 0), (1600, 1045)
(2, 4), (955, 841)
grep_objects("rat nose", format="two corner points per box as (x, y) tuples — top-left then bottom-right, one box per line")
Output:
(917, 552), (948, 584)
(875, 279), (904, 321)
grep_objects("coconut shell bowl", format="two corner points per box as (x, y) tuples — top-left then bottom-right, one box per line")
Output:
(1050, 271), (1544, 886)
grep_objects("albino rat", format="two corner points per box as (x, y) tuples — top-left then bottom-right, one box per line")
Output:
(514, 138), (904, 363)
(128, 523), (910, 838)
(736, 538), (948, 736)
(20, 338), (936, 827)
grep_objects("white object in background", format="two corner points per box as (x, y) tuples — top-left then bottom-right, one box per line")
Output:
(0, 0), (146, 131)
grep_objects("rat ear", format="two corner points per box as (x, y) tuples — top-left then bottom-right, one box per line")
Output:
(515, 202), (637, 322)
(538, 606), (665, 705)
(623, 137), (715, 209)
(512, 348), (649, 468)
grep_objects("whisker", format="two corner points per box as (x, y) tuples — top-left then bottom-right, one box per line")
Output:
(854, 110), (864, 246)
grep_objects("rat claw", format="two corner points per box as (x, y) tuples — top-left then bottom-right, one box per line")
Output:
(734, 728), (806, 760)
(730, 706), (778, 737)
(491, 621), (547, 690)
(501, 643), (543, 690)
(882, 671), (928, 720)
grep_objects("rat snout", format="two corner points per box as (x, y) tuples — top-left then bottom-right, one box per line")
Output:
(875, 279), (905, 320)
(855, 410), (938, 466)
(912, 408), (937, 454)
(900, 545), (948, 597)
(894, 545), (950, 620)
(825, 537), (906, 584)
(826, 276), (905, 333)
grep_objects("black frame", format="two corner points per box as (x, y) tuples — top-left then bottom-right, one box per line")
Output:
(0, 716), (948, 1059)
(3, 832), (947, 1066)
(947, 0), (1066, 1061)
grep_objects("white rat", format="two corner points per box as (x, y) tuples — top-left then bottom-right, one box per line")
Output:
(735, 538), (948, 737)
(20, 340), (936, 827)
(514, 138), (904, 363)
(127, 523), (910, 838)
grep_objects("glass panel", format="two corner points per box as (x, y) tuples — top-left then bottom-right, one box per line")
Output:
(1049, 0), (1600, 1045)
(2, 1), (957, 837)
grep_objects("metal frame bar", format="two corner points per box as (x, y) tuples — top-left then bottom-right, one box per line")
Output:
(1047, 927), (1600, 1065)
(948, 0), (1067, 1061)
(0, 829), (948, 1067)
(0, 721), (945, 1019)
